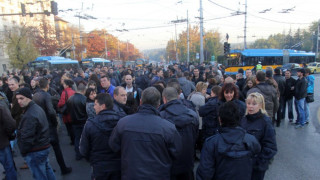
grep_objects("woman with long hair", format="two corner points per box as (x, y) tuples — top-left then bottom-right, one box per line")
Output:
(85, 88), (97, 119)
(240, 92), (277, 180)
(219, 83), (246, 117)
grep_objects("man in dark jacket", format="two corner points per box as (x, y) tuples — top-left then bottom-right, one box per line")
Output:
(122, 74), (142, 106)
(80, 93), (121, 180)
(33, 78), (72, 175)
(0, 104), (17, 179)
(113, 86), (128, 118)
(16, 87), (55, 180)
(197, 101), (261, 180)
(109, 87), (182, 180)
(282, 70), (296, 122)
(294, 68), (308, 128)
(192, 68), (204, 85)
(67, 83), (88, 160)
(159, 87), (198, 180)
(177, 72), (195, 98)
(273, 68), (286, 127)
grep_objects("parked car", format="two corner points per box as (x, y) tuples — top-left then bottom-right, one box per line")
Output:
(307, 62), (320, 74)
(280, 63), (301, 76)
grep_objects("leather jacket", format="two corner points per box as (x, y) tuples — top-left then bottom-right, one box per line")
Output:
(67, 93), (87, 125)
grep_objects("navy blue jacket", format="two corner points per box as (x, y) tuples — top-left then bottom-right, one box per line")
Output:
(240, 111), (277, 171)
(219, 99), (246, 119)
(109, 104), (182, 180)
(79, 109), (121, 171)
(199, 96), (220, 140)
(159, 99), (199, 175)
(197, 127), (261, 180)
(113, 100), (127, 118)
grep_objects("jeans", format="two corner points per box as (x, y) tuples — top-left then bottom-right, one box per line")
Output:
(282, 98), (294, 120)
(295, 98), (306, 125)
(72, 124), (84, 159)
(24, 148), (56, 180)
(304, 99), (310, 122)
(0, 145), (17, 180)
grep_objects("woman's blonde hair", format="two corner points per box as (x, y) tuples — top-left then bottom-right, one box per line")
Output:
(245, 92), (268, 116)
(195, 82), (208, 92)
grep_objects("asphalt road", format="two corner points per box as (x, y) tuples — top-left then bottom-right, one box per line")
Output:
(1, 74), (320, 180)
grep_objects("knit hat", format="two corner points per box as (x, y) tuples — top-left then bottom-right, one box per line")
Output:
(265, 70), (273, 78)
(15, 87), (32, 100)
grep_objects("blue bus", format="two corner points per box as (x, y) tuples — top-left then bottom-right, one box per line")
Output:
(28, 56), (80, 71)
(81, 58), (111, 68)
(225, 49), (315, 74)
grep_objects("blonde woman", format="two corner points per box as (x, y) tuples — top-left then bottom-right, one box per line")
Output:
(240, 92), (277, 180)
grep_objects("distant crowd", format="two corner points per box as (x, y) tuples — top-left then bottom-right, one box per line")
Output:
(0, 62), (314, 180)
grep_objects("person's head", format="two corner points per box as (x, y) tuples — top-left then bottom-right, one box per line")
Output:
(39, 78), (49, 90)
(193, 68), (200, 77)
(305, 68), (311, 76)
(211, 85), (221, 97)
(30, 79), (37, 88)
(220, 83), (238, 102)
(195, 82), (208, 95)
(297, 68), (305, 78)
(63, 79), (74, 89)
(125, 74), (133, 87)
(255, 71), (266, 83)
(162, 87), (179, 104)
(87, 80), (97, 90)
(113, 86), (127, 105)
(218, 101), (240, 127)
(77, 83), (87, 94)
(141, 87), (161, 108)
(285, 70), (291, 79)
(15, 87), (33, 108)
(224, 76), (235, 84)
(167, 79), (182, 95)
(100, 75), (111, 89)
(274, 68), (281, 75)
(245, 76), (256, 89)
(245, 92), (268, 115)
(236, 73), (243, 80)
(85, 88), (97, 101)
(8, 77), (19, 91)
(94, 93), (113, 114)
(238, 68), (244, 74)
(245, 69), (252, 78)
(156, 68), (163, 77)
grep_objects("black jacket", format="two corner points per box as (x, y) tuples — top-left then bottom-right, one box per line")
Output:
(113, 100), (128, 118)
(109, 104), (182, 180)
(67, 93), (88, 125)
(240, 111), (277, 171)
(196, 127), (261, 180)
(284, 77), (296, 100)
(294, 77), (308, 100)
(33, 89), (58, 128)
(199, 96), (220, 139)
(80, 109), (121, 170)
(236, 78), (246, 91)
(274, 74), (286, 96)
(17, 101), (50, 156)
(0, 105), (16, 149)
(159, 99), (199, 175)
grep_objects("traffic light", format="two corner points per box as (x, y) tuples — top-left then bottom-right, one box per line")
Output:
(227, 43), (230, 54)
(223, 42), (228, 56)
(21, 3), (26, 16)
(51, 1), (58, 15)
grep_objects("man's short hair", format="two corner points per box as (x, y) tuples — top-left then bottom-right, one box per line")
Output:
(114, 86), (125, 96)
(162, 87), (178, 102)
(219, 101), (240, 127)
(305, 68), (311, 74)
(8, 77), (19, 83)
(176, 71), (183, 78)
(39, 78), (49, 89)
(141, 87), (160, 107)
(100, 75), (110, 81)
(77, 83), (86, 92)
(64, 79), (74, 87)
(274, 68), (281, 75)
(167, 80), (182, 94)
(211, 85), (221, 96)
(256, 71), (266, 82)
(95, 93), (113, 110)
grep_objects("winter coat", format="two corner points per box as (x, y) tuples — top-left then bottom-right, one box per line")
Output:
(159, 99), (199, 175)
(67, 93), (88, 125)
(17, 101), (50, 156)
(80, 109), (121, 170)
(98, 84), (115, 97)
(196, 127), (261, 180)
(113, 100), (128, 119)
(0, 105), (16, 149)
(58, 87), (75, 123)
(240, 111), (277, 171)
(178, 77), (195, 98)
(199, 96), (220, 140)
(188, 92), (206, 129)
(294, 77), (308, 100)
(284, 77), (296, 100)
(86, 100), (96, 120)
(273, 74), (286, 96)
(218, 99), (246, 119)
(306, 75), (315, 93)
(247, 83), (279, 118)
(109, 104), (182, 180)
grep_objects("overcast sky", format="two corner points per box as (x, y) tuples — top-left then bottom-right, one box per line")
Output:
(56, 0), (319, 50)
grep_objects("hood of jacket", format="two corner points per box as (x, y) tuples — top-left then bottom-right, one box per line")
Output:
(137, 104), (160, 116)
(89, 109), (120, 133)
(219, 127), (246, 144)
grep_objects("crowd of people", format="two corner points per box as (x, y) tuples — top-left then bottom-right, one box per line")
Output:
(0, 62), (315, 180)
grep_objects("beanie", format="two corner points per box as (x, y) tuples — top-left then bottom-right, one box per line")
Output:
(15, 87), (32, 100)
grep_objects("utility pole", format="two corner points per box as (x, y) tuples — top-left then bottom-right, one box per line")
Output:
(104, 31), (108, 59)
(127, 40), (129, 60)
(244, 0), (248, 49)
(79, 2), (83, 59)
(317, 19), (320, 60)
(118, 40), (120, 60)
(187, 10), (190, 64)
(199, 0), (204, 64)
(72, 33), (75, 59)
(175, 23), (179, 62)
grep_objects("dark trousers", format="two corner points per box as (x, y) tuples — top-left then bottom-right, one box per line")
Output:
(282, 98), (294, 120)
(251, 170), (266, 180)
(92, 164), (121, 180)
(72, 124), (84, 159)
(276, 96), (285, 125)
(171, 171), (194, 180)
(65, 122), (75, 144)
(50, 127), (68, 171)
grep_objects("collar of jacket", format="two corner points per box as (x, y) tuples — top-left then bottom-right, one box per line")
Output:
(245, 110), (264, 121)
(159, 99), (182, 112)
(24, 100), (35, 112)
(138, 104), (160, 116)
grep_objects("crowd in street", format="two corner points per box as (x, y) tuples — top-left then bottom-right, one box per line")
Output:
(0, 61), (314, 180)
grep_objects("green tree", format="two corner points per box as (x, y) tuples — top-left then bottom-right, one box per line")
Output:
(3, 25), (38, 69)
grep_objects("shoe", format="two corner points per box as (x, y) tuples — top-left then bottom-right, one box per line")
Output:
(289, 119), (293, 123)
(20, 163), (29, 169)
(61, 167), (72, 175)
(295, 124), (304, 129)
(305, 121), (309, 125)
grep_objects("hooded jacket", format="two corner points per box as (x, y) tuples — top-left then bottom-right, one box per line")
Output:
(80, 109), (121, 170)
(199, 96), (220, 139)
(178, 77), (195, 98)
(159, 99), (199, 175)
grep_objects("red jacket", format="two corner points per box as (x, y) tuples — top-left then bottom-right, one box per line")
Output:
(58, 87), (75, 123)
